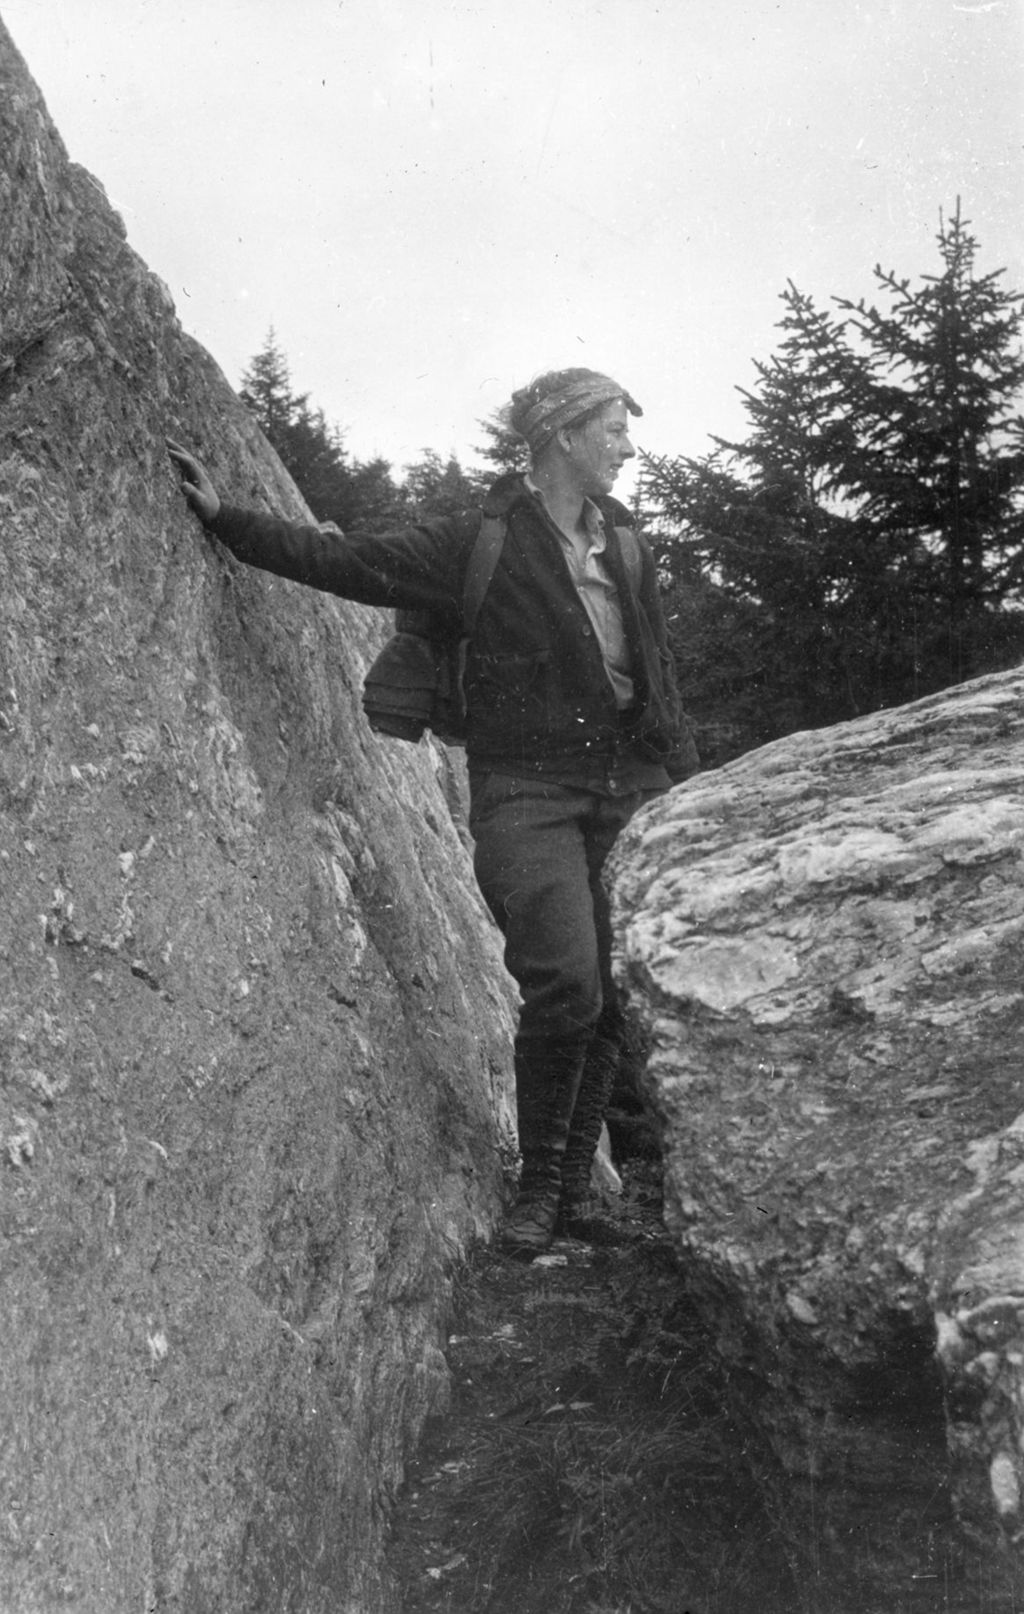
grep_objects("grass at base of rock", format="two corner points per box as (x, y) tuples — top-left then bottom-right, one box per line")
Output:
(388, 1158), (1024, 1614)
(387, 1166), (797, 1614)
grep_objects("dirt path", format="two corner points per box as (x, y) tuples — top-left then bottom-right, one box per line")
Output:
(387, 1161), (1024, 1614)
(388, 1167), (797, 1614)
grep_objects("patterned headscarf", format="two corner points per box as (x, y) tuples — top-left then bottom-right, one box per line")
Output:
(507, 368), (643, 457)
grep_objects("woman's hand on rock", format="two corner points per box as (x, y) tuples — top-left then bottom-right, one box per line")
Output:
(167, 439), (221, 523)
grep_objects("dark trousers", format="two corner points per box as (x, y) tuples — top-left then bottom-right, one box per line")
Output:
(469, 772), (654, 1046)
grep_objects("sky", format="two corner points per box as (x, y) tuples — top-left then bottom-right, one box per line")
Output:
(3, 0), (1023, 493)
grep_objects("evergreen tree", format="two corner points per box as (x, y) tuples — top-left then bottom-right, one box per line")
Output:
(277, 400), (349, 520)
(337, 457), (409, 536)
(402, 448), (488, 519)
(474, 412), (530, 476)
(644, 206), (1024, 762)
(238, 329), (409, 533)
(238, 334), (521, 536)
(239, 328), (296, 448)
(835, 204), (1024, 680)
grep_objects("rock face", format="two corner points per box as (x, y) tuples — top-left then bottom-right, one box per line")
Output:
(0, 23), (515, 1614)
(610, 667), (1024, 1559)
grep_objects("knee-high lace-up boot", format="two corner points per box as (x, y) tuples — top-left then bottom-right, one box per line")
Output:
(557, 1028), (621, 1234)
(501, 1035), (588, 1257)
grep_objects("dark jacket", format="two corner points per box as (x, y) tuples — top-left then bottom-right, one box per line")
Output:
(208, 472), (697, 782)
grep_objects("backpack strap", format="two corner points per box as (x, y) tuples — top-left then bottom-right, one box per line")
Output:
(463, 511), (635, 630)
(612, 524), (643, 592)
(462, 511), (505, 636)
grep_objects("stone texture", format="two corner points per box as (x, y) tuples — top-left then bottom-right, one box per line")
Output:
(610, 665), (1024, 1557)
(0, 21), (515, 1613)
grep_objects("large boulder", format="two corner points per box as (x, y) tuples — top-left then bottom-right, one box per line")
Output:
(0, 21), (515, 1614)
(610, 667), (1024, 1559)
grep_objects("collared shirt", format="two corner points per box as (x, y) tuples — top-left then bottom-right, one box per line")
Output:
(525, 478), (634, 708)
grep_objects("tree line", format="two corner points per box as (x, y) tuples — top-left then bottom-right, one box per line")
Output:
(240, 203), (1024, 767)
(238, 332), (524, 534)
(644, 204), (1024, 762)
